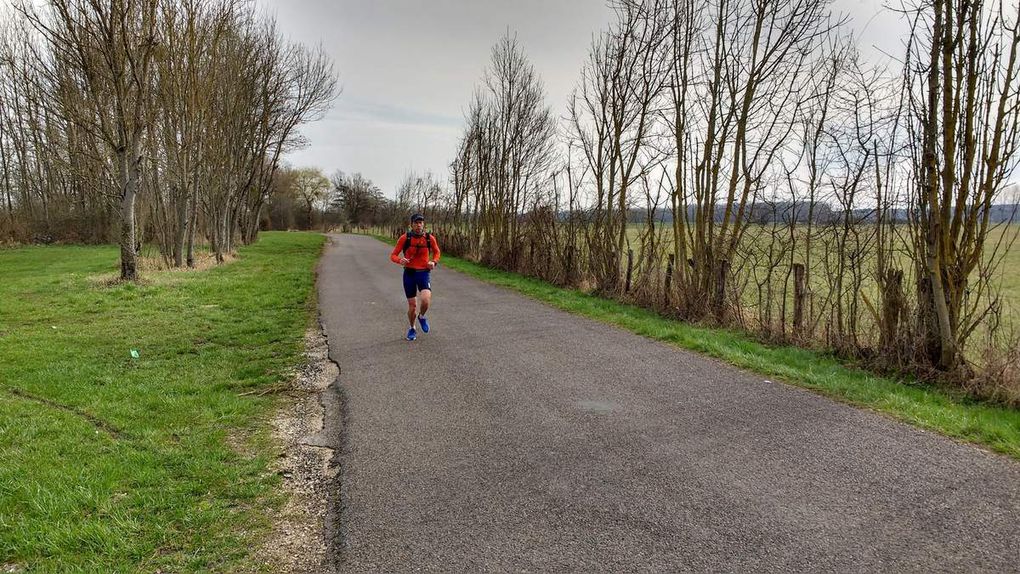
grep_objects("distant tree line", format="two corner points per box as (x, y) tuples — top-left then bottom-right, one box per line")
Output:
(262, 166), (418, 233)
(623, 200), (1020, 226)
(0, 0), (338, 276)
(383, 0), (1020, 397)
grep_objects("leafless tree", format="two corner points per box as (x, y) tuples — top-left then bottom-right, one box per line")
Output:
(19, 0), (161, 279)
(331, 171), (383, 228)
(1, 0), (337, 270)
(904, 0), (1020, 370)
(451, 31), (557, 270)
(569, 0), (671, 292)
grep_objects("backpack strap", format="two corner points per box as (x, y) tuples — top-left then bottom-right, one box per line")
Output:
(402, 231), (433, 256)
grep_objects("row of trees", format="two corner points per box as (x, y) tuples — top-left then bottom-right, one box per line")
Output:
(0, 0), (338, 275)
(391, 0), (1019, 392)
(261, 166), (411, 233)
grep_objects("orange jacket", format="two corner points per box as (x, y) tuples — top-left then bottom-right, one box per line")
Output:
(390, 232), (440, 270)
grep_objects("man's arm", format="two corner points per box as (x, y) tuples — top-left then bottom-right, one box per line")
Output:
(429, 234), (441, 266)
(390, 234), (409, 265)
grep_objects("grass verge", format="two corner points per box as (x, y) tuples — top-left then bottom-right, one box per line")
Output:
(371, 234), (1020, 461)
(0, 231), (325, 572)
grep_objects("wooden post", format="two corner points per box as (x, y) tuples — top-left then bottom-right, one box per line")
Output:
(793, 262), (806, 335)
(880, 269), (904, 348)
(625, 249), (634, 293)
(665, 253), (675, 303)
(566, 244), (575, 285)
(713, 259), (729, 318)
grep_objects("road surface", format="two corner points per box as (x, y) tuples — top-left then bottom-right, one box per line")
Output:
(316, 233), (1020, 573)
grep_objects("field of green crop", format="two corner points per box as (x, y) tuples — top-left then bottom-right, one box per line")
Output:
(622, 223), (1020, 334)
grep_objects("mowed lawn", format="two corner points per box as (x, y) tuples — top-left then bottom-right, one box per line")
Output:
(0, 232), (324, 572)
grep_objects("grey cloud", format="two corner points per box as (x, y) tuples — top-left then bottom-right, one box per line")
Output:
(262, 0), (913, 196)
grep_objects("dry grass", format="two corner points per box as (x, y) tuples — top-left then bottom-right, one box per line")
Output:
(968, 343), (1020, 407)
(84, 252), (237, 287)
(138, 251), (237, 271)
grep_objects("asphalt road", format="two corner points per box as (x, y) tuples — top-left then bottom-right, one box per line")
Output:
(317, 233), (1020, 573)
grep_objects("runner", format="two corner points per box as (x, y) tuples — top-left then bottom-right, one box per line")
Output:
(390, 213), (440, 341)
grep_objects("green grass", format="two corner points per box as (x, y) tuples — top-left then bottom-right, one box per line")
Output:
(380, 234), (1020, 460)
(0, 231), (325, 572)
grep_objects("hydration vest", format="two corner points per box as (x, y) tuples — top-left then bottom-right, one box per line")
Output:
(402, 231), (433, 255)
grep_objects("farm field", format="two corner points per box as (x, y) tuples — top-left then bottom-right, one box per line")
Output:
(621, 222), (1020, 336)
(382, 220), (1020, 334)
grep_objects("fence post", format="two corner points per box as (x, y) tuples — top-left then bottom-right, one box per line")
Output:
(566, 244), (575, 286)
(625, 249), (634, 293)
(793, 262), (806, 335)
(664, 253), (675, 303)
(880, 269), (904, 348)
(713, 259), (729, 318)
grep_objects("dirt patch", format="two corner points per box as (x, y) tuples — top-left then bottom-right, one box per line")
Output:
(85, 274), (156, 288)
(251, 326), (340, 573)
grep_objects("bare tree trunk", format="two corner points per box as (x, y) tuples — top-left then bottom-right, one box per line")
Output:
(187, 176), (198, 268)
(119, 150), (139, 280)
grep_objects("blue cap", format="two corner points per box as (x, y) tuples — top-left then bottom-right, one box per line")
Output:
(410, 213), (425, 222)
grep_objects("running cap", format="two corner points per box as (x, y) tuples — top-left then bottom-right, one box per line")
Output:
(410, 213), (425, 222)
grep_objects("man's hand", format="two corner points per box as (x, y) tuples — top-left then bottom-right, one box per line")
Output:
(399, 257), (410, 265)
(427, 261), (436, 270)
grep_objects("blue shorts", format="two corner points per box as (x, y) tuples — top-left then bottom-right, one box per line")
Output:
(402, 268), (432, 299)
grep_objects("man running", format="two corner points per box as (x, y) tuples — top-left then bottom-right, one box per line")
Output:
(390, 213), (440, 341)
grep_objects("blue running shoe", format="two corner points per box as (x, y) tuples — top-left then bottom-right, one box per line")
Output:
(406, 327), (417, 341)
(418, 315), (429, 333)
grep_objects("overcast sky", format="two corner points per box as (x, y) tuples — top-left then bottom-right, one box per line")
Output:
(256, 0), (904, 199)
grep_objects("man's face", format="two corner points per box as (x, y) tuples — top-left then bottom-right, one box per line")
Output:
(412, 220), (424, 233)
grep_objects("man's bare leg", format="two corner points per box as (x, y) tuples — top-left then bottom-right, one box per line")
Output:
(419, 289), (431, 318)
(407, 298), (417, 327)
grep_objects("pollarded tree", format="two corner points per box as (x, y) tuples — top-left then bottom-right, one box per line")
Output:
(905, 0), (1020, 370)
(569, 0), (671, 293)
(661, 0), (836, 316)
(471, 32), (557, 268)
